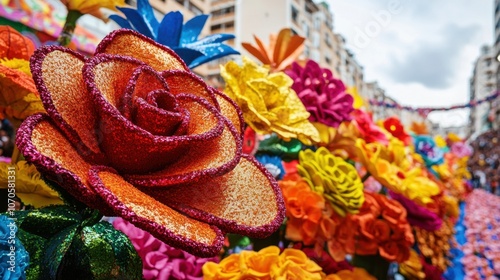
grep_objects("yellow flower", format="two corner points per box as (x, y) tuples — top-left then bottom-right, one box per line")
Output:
(60, 0), (125, 20)
(447, 132), (462, 144)
(297, 147), (364, 216)
(239, 246), (279, 279)
(327, 268), (377, 280)
(434, 135), (447, 149)
(399, 249), (426, 280)
(400, 171), (440, 205)
(0, 161), (63, 208)
(272, 248), (323, 280)
(315, 121), (361, 160)
(443, 195), (459, 219)
(221, 57), (320, 145)
(346, 86), (364, 109)
(203, 254), (241, 280)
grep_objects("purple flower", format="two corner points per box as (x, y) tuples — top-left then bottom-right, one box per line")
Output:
(450, 142), (473, 158)
(113, 218), (219, 280)
(389, 192), (442, 231)
(286, 60), (354, 128)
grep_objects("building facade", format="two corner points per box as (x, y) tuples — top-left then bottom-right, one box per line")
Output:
(469, 45), (497, 138)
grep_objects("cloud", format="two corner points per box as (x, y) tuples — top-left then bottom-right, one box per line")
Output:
(385, 24), (479, 89)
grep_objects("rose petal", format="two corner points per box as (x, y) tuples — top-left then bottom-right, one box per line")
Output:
(125, 116), (241, 187)
(83, 55), (225, 174)
(144, 155), (285, 237)
(162, 70), (218, 107)
(15, 114), (111, 213)
(95, 29), (188, 72)
(213, 88), (244, 136)
(88, 166), (224, 257)
(30, 46), (103, 162)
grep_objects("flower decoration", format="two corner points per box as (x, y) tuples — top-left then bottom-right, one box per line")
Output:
(221, 56), (320, 145)
(382, 116), (411, 145)
(413, 135), (444, 167)
(110, 0), (238, 68)
(278, 174), (332, 244)
(242, 28), (305, 72)
(450, 141), (472, 158)
(113, 218), (218, 280)
(315, 121), (361, 160)
(285, 60), (354, 128)
(0, 26), (44, 127)
(297, 147), (365, 216)
(0, 215), (30, 280)
(351, 109), (388, 145)
(202, 246), (324, 279)
(399, 249), (426, 280)
(295, 245), (353, 275)
(414, 221), (453, 271)
(325, 268), (376, 280)
(389, 191), (442, 231)
(17, 29), (284, 256)
(410, 121), (429, 135)
(60, 0), (125, 20)
(255, 154), (285, 180)
(0, 161), (63, 208)
(333, 192), (414, 263)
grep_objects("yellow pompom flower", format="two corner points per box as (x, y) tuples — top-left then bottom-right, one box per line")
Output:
(221, 57), (320, 145)
(0, 161), (63, 208)
(297, 147), (364, 216)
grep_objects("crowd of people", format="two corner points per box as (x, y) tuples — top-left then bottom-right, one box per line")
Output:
(468, 129), (500, 194)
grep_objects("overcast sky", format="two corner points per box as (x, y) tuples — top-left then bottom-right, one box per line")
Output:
(326, 0), (493, 126)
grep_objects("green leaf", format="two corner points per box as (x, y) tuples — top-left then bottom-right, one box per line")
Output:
(20, 205), (80, 239)
(58, 222), (142, 280)
(41, 224), (78, 279)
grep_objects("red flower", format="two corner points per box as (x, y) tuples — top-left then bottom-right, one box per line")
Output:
(383, 116), (411, 145)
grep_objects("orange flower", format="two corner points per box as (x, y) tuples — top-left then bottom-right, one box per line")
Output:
(279, 176), (325, 244)
(332, 268), (377, 280)
(315, 121), (361, 160)
(379, 240), (410, 263)
(0, 26), (35, 60)
(410, 121), (429, 135)
(242, 28), (305, 72)
(203, 254), (240, 280)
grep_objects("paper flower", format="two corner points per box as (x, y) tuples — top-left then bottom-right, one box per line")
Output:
(0, 161), (63, 208)
(60, 0), (125, 20)
(413, 135), (444, 167)
(0, 215), (30, 280)
(382, 116), (411, 145)
(315, 121), (361, 160)
(351, 109), (388, 145)
(399, 249), (426, 280)
(110, 0), (238, 68)
(242, 28), (305, 72)
(17, 29), (284, 257)
(113, 218), (218, 280)
(389, 191), (442, 231)
(296, 245), (353, 275)
(297, 147), (364, 216)
(278, 174), (330, 244)
(202, 246), (324, 280)
(255, 154), (285, 180)
(325, 268), (377, 280)
(221, 57), (320, 145)
(0, 26), (44, 127)
(410, 121), (429, 135)
(450, 141), (472, 158)
(286, 60), (354, 128)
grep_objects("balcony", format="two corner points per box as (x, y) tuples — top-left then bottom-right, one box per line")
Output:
(211, 12), (235, 24)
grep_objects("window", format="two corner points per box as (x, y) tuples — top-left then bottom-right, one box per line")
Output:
(325, 55), (331, 65)
(212, 6), (235, 17)
(313, 17), (321, 29)
(291, 5), (299, 23)
(302, 21), (309, 38)
(304, 45), (310, 58)
(188, 2), (203, 15)
(325, 32), (332, 47)
(312, 32), (319, 47)
(486, 58), (492, 67)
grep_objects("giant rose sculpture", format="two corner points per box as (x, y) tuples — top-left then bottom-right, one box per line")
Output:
(16, 29), (285, 257)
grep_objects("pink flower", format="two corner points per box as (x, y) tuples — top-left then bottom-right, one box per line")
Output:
(351, 110), (388, 145)
(286, 60), (354, 128)
(450, 142), (472, 158)
(113, 218), (219, 279)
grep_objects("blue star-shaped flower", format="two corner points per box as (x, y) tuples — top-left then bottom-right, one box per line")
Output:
(110, 0), (239, 68)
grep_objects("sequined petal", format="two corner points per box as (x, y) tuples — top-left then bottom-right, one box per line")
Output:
(142, 155), (285, 237)
(213, 88), (244, 136)
(30, 46), (103, 163)
(88, 166), (224, 257)
(15, 114), (110, 213)
(95, 29), (188, 72)
(83, 55), (224, 174)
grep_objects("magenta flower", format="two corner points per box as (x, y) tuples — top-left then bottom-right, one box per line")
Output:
(450, 142), (473, 158)
(389, 191), (442, 231)
(286, 60), (354, 128)
(114, 218), (219, 280)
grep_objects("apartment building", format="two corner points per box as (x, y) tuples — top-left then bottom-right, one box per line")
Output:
(469, 45), (497, 138)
